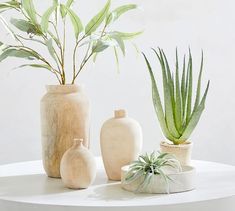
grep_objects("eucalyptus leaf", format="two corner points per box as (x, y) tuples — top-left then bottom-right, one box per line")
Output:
(16, 63), (52, 71)
(106, 4), (138, 25)
(10, 18), (36, 33)
(41, 5), (57, 32)
(92, 40), (109, 53)
(110, 31), (142, 40)
(110, 34), (125, 56)
(85, 0), (111, 35)
(0, 48), (40, 62)
(45, 38), (57, 61)
(61, 5), (83, 40)
(22, 0), (38, 24)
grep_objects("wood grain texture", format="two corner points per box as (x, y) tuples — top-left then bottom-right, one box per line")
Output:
(40, 85), (90, 178)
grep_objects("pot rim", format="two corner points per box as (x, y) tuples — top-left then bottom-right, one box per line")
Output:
(46, 84), (84, 93)
(160, 141), (193, 148)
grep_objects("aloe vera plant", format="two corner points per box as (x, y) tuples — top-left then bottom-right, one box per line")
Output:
(0, 0), (141, 84)
(143, 48), (210, 145)
(124, 151), (181, 193)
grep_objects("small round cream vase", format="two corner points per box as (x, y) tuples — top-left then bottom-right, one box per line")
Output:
(100, 109), (143, 181)
(160, 141), (193, 166)
(60, 139), (96, 189)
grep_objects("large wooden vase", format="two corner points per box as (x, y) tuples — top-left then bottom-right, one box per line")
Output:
(40, 84), (90, 178)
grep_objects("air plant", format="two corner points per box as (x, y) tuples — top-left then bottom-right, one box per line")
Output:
(0, 0), (141, 84)
(124, 151), (181, 193)
(143, 48), (210, 145)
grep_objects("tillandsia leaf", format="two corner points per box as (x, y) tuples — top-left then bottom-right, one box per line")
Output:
(110, 31), (143, 40)
(186, 49), (193, 124)
(179, 81), (210, 142)
(0, 47), (40, 62)
(106, 4), (138, 25)
(61, 5), (83, 40)
(85, 0), (111, 35)
(153, 48), (180, 140)
(193, 51), (204, 112)
(22, 0), (38, 25)
(10, 18), (36, 33)
(174, 49), (182, 132)
(125, 152), (181, 193)
(41, 5), (57, 33)
(142, 53), (175, 141)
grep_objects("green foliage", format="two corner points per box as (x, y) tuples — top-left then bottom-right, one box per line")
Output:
(0, 0), (141, 84)
(85, 0), (111, 35)
(143, 48), (210, 145)
(124, 151), (181, 193)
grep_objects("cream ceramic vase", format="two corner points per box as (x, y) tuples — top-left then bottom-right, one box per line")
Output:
(40, 84), (90, 178)
(160, 141), (193, 166)
(60, 139), (96, 189)
(100, 109), (143, 181)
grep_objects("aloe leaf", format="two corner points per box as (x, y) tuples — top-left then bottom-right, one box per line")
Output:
(180, 81), (210, 141)
(106, 4), (138, 25)
(193, 51), (203, 112)
(41, 5), (57, 32)
(10, 18), (36, 33)
(61, 5), (83, 40)
(143, 52), (175, 141)
(85, 0), (111, 35)
(174, 49), (182, 132)
(186, 49), (193, 124)
(181, 55), (186, 127)
(153, 49), (180, 140)
(22, 0), (38, 24)
(66, 0), (74, 7)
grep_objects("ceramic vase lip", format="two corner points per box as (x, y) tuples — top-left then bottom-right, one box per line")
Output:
(73, 138), (84, 147)
(46, 84), (84, 94)
(160, 141), (193, 149)
(114, 109), (128, 118)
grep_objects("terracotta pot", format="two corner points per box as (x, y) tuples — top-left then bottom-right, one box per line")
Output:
(100, 109), (143, 181)
(40, 84), (90, 178)
(160, 141), (193, 166)
(60, 139), (96, 189)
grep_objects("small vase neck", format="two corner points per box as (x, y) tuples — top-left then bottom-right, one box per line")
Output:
(114, 109), (127, 118)
(73, 139), (84, 147)
(46, 84), (84, 94)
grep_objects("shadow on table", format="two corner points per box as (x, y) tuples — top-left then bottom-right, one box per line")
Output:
(89, 183), (166, 201)
(0, 174), (73, 197)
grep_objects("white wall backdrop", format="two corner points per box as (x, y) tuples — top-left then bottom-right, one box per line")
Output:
(0, 0), (235, 165)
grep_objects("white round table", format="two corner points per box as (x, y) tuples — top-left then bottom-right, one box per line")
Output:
(0, 158), (235, 211)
